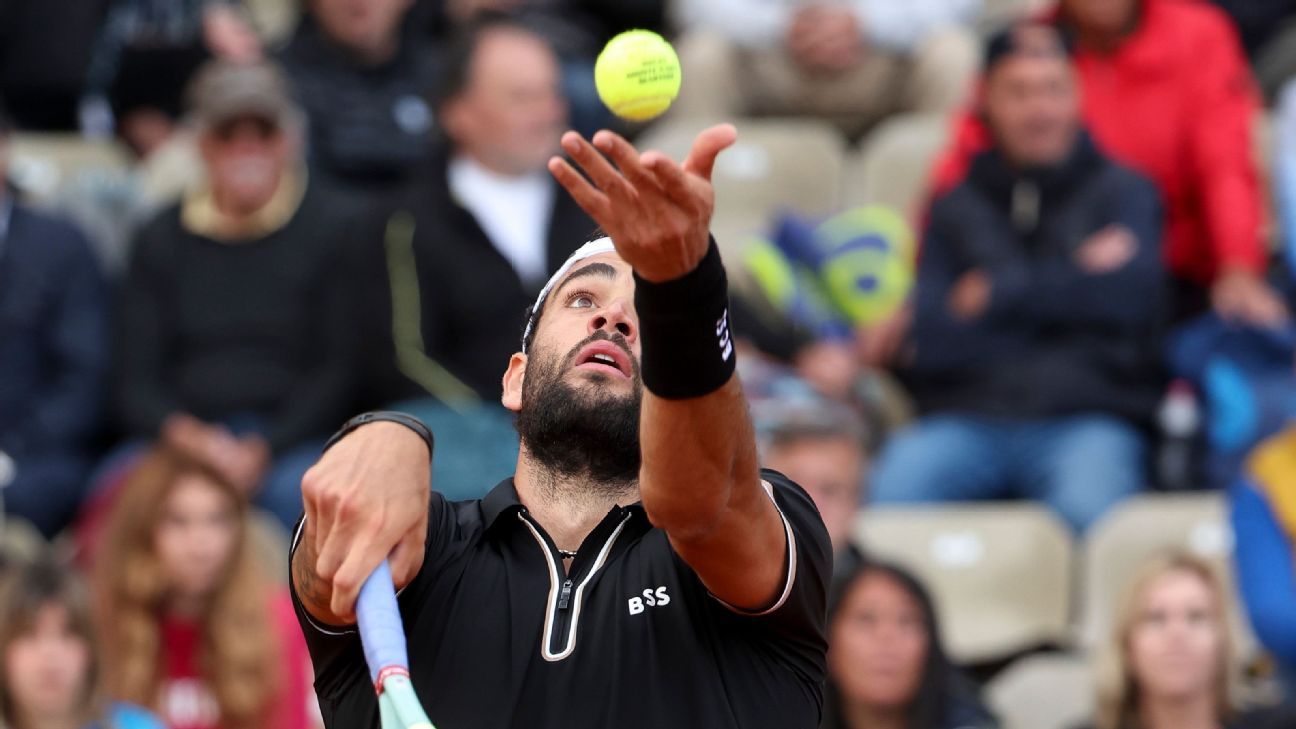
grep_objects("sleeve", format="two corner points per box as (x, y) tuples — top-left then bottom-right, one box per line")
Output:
(1186, 8), (1266, 276)
(266, 228), (360, 452)
(288, 490), (460, 720)
(24, 224), (110, 451)
(673, 0), (792, 49)
(985, 171), (1165, 330)
(113, 224), (183, 438)
(855, 0), (980, 52)
(1230, 481), (1296, 666)
(705, 469), (832, 687)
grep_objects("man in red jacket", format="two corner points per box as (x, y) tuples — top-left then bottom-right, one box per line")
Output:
(929, 0), (1285, 328)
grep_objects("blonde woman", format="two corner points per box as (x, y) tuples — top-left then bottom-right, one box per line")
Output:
(1078, 551), (1288, 729)
(0, 558), (163, 729)
(96, 446), (312, 729)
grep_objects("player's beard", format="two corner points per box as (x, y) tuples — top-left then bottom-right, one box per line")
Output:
(515, 332), (642, 491)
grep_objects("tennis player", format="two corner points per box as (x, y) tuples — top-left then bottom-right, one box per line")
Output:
(291, 124), (831, 728)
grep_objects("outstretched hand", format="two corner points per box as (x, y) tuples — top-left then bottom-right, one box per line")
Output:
(548, 124), (737, 283)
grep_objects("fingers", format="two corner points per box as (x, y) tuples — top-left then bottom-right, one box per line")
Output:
(643, 153), (705, 213)
(549, 156), (613, 224)
(682, 124), (737, 181)
(592, 130), (664, 193)
(560, 131), (636, 200)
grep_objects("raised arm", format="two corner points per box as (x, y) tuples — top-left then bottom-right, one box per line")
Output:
(548, 126), (790, 611)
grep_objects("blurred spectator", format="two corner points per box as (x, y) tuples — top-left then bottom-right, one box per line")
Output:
(1079, 551), (1286, 729)
(1209, 0), (1296, 100)
(360, 15), (591, 405)
(823, 561), (998, 729)
(81, 0), (263, 156)
(672, 0), (980, 137)
(278, 0), (440, 201)
(934, 0), (1284, 329)
(96, 446), (312, 729)
(114, 59), (358, 527)
(420, 0), (666, 135)
(0, 105), (112, 538)
(757, 392), (871, 569)
(0, 0), (110, 130)
(1231, 427), (1296, 700)
(0, 558), (165, 729)
(871, 24), (1164, 532)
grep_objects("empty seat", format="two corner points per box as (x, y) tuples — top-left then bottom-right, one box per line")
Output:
(1078, 492), (1258, 661)
(987, 652), (1094, 729)
(842, 112), (950, 220)
(852, 502), (1074, 663)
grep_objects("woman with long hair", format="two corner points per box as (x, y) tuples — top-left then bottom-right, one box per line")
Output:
(823, 560), (997, 729)
(1081, 551), (1288, 729)
(95, 446), (313, 729)
(0, 557), (163, 729)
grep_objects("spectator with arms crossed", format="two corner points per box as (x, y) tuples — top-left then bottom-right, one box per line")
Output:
(871, 24), (1164, 532)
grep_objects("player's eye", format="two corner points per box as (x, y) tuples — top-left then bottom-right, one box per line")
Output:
(565, 291), (596, 309)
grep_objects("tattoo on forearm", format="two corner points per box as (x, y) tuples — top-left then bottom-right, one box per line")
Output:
(292, 530), (331, 610)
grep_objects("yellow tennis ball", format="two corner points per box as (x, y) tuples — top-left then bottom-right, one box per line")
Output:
(595, 30), (682, 122)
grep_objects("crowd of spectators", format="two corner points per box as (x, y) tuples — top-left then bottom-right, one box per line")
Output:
(1, 0), (1296, 728)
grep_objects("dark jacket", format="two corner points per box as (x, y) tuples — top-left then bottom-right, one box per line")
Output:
(279, 16), (440, 199)
(114, 183), (359, 453)
(356, 148), (597, 405)
(905, 133), (1165, 424)
(0, 203), (110, 456)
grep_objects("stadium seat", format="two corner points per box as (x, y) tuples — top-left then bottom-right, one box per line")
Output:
(986, 652), (1094, 729)
(841, 112), (950, 221)
(7, 133), (133, 204)
(977, 0), (1058, 33)
(0, 515), (47, 566)
(637, 117), (848, 257)
(851, 503), (1074, 663)
(1078, 492), (1258, 661)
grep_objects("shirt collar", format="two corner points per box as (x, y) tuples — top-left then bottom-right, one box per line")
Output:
(478, 477), (648, 534)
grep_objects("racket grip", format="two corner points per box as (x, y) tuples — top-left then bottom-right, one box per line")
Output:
(357, 560), (411, 683)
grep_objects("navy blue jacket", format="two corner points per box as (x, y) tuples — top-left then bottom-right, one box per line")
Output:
(0, 202), (110, 455)
(905, 134), (1166, 424)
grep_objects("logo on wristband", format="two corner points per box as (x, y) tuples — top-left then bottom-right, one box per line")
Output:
(716, 309), (733, 361)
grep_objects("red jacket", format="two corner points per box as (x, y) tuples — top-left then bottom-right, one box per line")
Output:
(932, 0), (1264, 285)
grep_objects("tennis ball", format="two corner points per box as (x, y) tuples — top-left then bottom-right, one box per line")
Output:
(595, 30), (682, 122)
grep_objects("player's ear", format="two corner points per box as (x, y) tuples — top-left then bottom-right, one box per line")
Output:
(501, 353), (527, 412)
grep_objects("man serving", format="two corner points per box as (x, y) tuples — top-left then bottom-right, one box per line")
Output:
(290, 124), (831, 729)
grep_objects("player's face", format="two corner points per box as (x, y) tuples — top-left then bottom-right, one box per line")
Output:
(3, 603), (91, 720)
(154, 474), (240, 602)
(983, 52), (1080, 168)
(829, 571), (929, 711)
(1127, 569), (1224, 702)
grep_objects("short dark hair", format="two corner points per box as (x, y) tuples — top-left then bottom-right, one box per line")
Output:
(434, 13), (551, 114)
(983, 21), (1074, 73)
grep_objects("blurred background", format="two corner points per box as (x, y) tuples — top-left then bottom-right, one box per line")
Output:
(1, 1), (1296, 728)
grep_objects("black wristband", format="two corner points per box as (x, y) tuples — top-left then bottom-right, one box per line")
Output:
(323, 411), (435, 458)
(633, 237), (737, 399)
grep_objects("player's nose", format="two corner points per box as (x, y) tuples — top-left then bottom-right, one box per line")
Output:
(588, 299), (637, 345)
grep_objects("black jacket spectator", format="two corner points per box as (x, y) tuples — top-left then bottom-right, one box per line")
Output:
(905, 133), (1165, 424)
(359, 148), (595, 405)
(0, 201), (110, 535)
(279, 16), (439, 200)
(115, 182), (358, 454)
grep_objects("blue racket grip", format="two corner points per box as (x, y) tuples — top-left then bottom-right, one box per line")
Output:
(357, 560), (410, 683)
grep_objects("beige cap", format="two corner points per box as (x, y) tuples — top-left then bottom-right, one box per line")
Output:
(187, 59), (300, 129)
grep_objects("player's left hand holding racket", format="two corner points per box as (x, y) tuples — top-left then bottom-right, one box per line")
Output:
(358, 559), (436, 729)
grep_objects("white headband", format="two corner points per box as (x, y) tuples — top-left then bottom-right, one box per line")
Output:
(521, 237), (617, 352)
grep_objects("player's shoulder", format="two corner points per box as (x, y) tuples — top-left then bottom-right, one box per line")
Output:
(759, 468), (832, 554)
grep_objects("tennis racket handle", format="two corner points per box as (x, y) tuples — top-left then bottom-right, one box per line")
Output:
(357, 560), (411, 685)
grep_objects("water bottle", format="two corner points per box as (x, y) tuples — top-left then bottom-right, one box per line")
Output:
(1157, 379), (1202, 490)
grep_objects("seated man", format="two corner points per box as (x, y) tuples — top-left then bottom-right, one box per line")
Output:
(0, 104), (111, 537)
(279, 0), (439, 203)
(114, 60), (358, 528)
(871, 24), (1165, 532)
(672, 0), (980, 137)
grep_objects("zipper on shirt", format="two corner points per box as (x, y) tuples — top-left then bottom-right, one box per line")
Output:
(518, 508), (631, 662)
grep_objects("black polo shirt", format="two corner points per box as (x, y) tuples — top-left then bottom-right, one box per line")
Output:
(291, 469), (831, 729)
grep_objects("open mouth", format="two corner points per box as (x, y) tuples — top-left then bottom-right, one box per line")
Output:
(573, 340), (632, 379)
